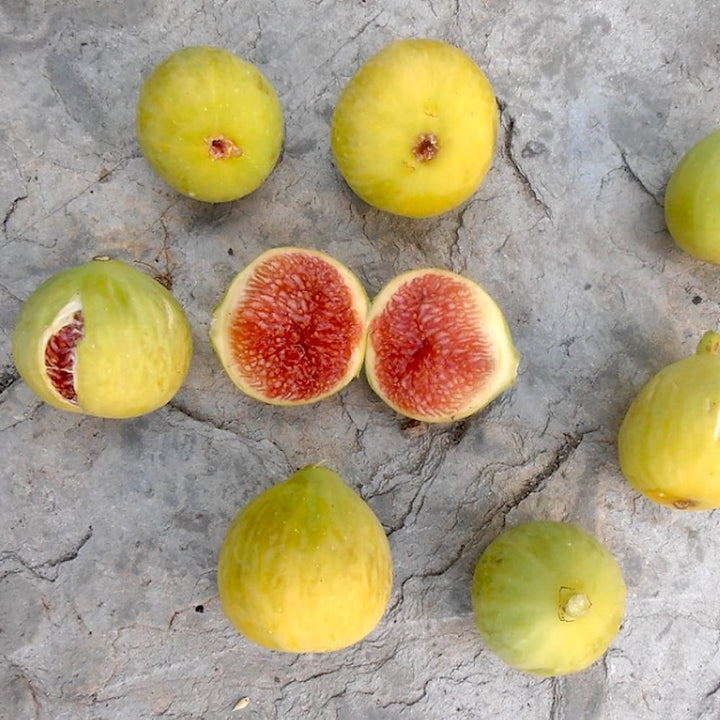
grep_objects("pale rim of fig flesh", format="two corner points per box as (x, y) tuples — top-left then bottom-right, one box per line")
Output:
(365, 268), (520, 423)
(210, 246), (369, 406)
(40, 295), (84, 408)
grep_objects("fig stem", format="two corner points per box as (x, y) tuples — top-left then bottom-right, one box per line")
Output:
(558, 588), (591, 621)
(697, 331), (720, 356)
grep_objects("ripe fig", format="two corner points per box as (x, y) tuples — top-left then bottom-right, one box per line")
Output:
(331, 38), (499, 217)
(364, 268), (519, 422)
(11, 257), (193, 418)
(618, 331), (720, 509)
(136, 46), (284, 203)
(210, 247), (368, 406)
(217, 465), (393, 653)
(472, 521), (626, 677)
(664, 129), (720, 264)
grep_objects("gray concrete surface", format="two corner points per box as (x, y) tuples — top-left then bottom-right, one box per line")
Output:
(1, 1), (720, 718)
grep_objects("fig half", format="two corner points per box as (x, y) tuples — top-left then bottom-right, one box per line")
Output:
(364, 268), (519, 422)
(210, 247), (368, 406)
(12, 257), (193, 418)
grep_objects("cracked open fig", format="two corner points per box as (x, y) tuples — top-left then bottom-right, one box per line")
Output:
(210, 247), (368, 406)
(331, 38), (499, 217)
(11, 257), (193, 418)
(618, 331), (720, 510)
(217, 465), (393, 653)
(136, 46), (284, 203)
(364, 268), (519, 422)
(472, 521), (626, 677)
(664, 128), (720, 264)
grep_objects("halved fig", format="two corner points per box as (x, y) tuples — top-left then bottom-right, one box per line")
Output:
(210, 247), (368, 405)
(365, 268), (519, 422)
(11, 257), (193, 418)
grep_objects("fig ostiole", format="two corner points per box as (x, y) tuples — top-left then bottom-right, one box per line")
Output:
(12, 257), (193, 419)
(364, 268), (519, 423)
(471, 521), (626, 677)
(618, 330), (720, 510)
(331, 38), (499, 218)
(217, 465), (393, 653)
(210, 247), (368, 406)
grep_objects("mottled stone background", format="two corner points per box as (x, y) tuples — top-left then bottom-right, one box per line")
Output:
(1, 1), (719, 719)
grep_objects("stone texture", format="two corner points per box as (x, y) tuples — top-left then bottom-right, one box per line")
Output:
(1, 1), (720, 718)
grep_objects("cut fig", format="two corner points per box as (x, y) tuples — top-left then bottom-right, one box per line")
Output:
(12, 258), (193, 418)
(365, 268), (519, 422)
(210, 247), (368, 405)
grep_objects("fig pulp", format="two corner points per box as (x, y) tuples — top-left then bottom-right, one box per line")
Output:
(618, 331), (720, 509)
(364, 268), (519, 422)
(136, 46), (284, 203)
(472, 521), (626, 677)
(12, 258), (193, 418)
(210, 247), (368, 406)
(664, 129), (720, 264)
(217, 465), (393, 653)
(331, 38), (499, 217)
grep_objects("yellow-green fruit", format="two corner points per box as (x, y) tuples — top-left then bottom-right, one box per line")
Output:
(217, 465), (393, 653)
(618, 331), (720, 510)
(11, 257), (193, 418)
(136, 46), (284, 203)
(664, 129), (720, 264)
(472, 521), (626, 677)
(331, 38), (498, 218)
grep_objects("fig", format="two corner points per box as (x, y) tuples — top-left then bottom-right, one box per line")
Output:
(618, 331), (720, 509)
(331, 38), (499, 218)
(217, 465), (393, 653)
(136, 46), (284, 203)
(472, 521), (626, 677)
(364, 268), (519, 422)
(11, 257), (193, 418)
(210, 247), (368, 406)
(664, 129), (720, 264)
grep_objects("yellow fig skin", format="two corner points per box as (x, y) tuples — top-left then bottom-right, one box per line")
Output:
(11, 258), (193, 419)
(618, 331), (720, 510)
(136, 46), (284, 203)
(331, 38), (499, 218)
(217, 465), (393, 653)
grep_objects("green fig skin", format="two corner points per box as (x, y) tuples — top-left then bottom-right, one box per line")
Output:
(217, 465), (393, 653)
(472, 521), (626, 677)
(12, 258), (193, 419)
(664, 129), (720, 264)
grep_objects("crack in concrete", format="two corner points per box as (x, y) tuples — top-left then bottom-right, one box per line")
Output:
(498, 99), (553, 220)
(619, 148), (663, 207)
(0, 525), (93, 583)
(0, 368), (20, 396)
(3, 192), (29, 237)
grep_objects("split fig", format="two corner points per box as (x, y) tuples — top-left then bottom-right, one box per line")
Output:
(12, 257), (193, 418)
